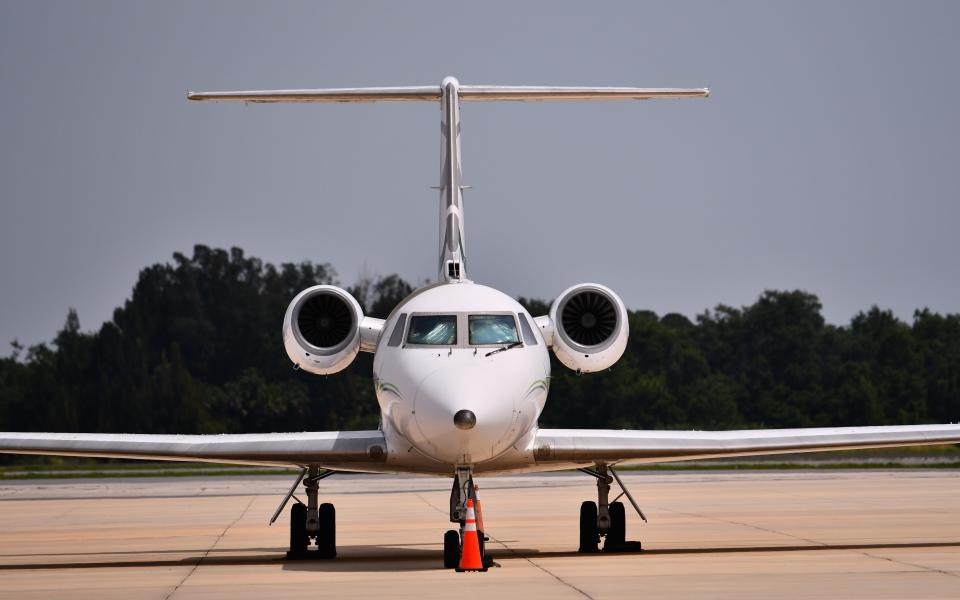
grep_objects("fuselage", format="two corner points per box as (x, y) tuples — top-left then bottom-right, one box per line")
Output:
(373, 282), (550, 470)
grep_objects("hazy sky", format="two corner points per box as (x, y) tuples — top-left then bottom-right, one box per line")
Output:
(1, 1), (958, 348)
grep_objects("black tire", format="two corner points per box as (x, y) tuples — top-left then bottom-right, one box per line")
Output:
(579, 501), (599, 553)
(317, 502), (336, 558)
(288, 503), (308, 557)
(443, 529), (461, 568)
(605, 501), (625, 551)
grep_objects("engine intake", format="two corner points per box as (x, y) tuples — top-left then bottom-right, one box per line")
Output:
(548, 283), (628, 373)
(559, 289), (619, 347)
(297, 292), (355, 348)
(283, 285), (364, 375)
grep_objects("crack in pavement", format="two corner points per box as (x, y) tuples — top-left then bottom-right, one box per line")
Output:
(856, 550), (960, 579)
(655, 505), (959, 579)
(654, 505), (824, 546)
(40, 498), (93, 527)
(412, 492), (595, 599)
(163, 495), (257, 600)
(485, 531), (596, 600)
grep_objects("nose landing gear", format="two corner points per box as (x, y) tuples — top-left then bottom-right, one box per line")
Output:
(578, 463), (644, 553)
(445, 466), (495, 570)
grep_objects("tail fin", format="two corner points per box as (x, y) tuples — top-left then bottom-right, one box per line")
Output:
(188, 78), (708, 283)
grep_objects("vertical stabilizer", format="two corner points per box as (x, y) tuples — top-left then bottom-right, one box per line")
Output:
(439, 77), (468, 283)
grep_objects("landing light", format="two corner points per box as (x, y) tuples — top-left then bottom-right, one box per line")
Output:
(454, 410), (477, 430)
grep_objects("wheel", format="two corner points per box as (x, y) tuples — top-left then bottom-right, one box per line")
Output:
(443, 529), (461, 568)
(317, 503), (336, 558)
(288, 503), (308, 558)
(605, 501), (625, 550)
(578, 501), (599, 553)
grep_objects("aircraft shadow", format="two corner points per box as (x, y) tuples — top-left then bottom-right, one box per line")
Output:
(0, 541), (957, 573)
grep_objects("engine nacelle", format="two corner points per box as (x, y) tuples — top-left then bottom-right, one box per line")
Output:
(282, 285), (364, 375)
(545, 283), (629, 373)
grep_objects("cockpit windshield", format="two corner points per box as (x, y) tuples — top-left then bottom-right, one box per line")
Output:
(407, 315), (457, 345)
(469, 315), (520, 345)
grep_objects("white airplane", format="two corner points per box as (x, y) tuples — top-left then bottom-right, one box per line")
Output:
(2, 77), (959, 570)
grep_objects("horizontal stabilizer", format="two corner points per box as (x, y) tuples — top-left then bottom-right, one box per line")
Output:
(187, 85), (709, 104)
(459, 86), (709, 101)
(187, 86), (442, 103)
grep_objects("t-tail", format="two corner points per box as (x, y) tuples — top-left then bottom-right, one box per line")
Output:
(188, 77), (709, 283)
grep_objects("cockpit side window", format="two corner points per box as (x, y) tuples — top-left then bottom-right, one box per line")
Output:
(407, 315), (457, 345)
(517, 313), (539, 345)
(469, 315), (520, 345)
(387, 313), (407, 347)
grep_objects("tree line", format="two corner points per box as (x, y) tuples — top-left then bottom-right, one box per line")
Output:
(1, 245), (957, 435)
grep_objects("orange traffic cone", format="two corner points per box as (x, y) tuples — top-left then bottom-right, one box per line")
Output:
(456, 499), (487, 572)
(473, 484), (486, 535)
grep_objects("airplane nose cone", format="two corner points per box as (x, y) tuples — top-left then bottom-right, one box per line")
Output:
(453, 409), (476, 430)
(413, 365), (516, 463)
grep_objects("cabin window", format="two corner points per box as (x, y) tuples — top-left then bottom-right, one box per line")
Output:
(469, 315), (520, 345)
(407, 315), (457, 345)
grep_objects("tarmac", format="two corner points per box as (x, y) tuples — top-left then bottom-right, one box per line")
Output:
(0, 470), (958, 599)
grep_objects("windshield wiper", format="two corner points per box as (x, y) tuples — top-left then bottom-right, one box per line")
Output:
(485, 341), (523, 357)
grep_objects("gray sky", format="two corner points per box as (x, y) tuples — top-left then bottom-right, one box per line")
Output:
(2, 1), (958, 348)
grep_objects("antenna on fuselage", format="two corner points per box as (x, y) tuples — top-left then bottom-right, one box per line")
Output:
(187, 78), (709, 284)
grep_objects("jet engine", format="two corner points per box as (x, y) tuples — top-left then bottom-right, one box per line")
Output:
(282, 285), (365, 375)
(545, 283), (628, 373)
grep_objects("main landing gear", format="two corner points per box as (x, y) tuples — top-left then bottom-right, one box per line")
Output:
(444, 466), (495, 570)
(578, 463), (645, 553)
(278, 466), (337, 559)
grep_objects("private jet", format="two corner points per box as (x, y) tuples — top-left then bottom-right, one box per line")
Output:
(3, 77), (959, 569)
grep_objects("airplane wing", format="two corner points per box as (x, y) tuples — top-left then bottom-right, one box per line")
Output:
(533, 424), (960, 468)
(0, 430), (387, 469)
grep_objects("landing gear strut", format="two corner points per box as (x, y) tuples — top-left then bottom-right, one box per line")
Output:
(286, 466), (336, 559)
(444, 466), (494, 569)
(578, 463), (644, 553)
